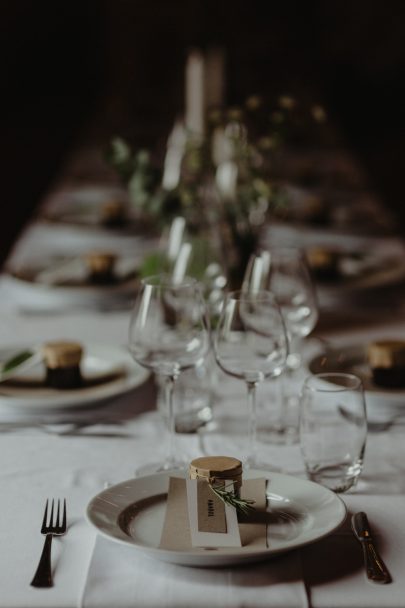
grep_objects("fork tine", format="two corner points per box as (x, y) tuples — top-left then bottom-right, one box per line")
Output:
(40, 499), (49, 533)
(56, 499), (60, 528)
(62, 498), (67, 531)
(49, 499), (55, 528)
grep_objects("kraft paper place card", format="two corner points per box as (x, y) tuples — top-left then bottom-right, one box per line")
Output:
(186, 478), (242, 547)
(159, 476), (267, 551)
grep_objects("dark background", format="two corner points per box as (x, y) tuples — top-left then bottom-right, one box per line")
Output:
(1, 0), (405, 266)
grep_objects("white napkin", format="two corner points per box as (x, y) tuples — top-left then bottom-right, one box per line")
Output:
(0, 449), (100, 608)
(80, 535), (308, 608)
(302, 495), (405, 608)
(0, 432), (162, 608)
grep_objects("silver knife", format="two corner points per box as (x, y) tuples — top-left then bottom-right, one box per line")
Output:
(351, 511), (391, 584)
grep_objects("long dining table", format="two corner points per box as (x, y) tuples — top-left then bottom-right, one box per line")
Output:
(1, 144), (405, 608)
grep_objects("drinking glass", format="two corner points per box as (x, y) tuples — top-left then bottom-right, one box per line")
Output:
(242, 247), (318, 442)
(214, 290), (288, 467)
(156, 354), (216, 433)
(299, 372), (367, 492)
(128, 274), (209, 474)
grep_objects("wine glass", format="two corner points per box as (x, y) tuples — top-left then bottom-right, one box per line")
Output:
(128, 274), (209, 474)
(243, 248), (318, 359)
(242, 247), (318, 442)
(214, 290), (288, 468)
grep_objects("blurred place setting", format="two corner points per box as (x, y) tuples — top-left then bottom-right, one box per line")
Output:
(2, 2), (405, 607)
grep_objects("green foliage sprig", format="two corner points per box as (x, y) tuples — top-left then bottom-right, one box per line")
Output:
(104, 137), (164, 217)
(1, 350), (34, 376)
(209, 483), (255, 515)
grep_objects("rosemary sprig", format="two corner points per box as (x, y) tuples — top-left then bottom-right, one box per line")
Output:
(1, 350), (34, 375)
(209, 483), (255, 515)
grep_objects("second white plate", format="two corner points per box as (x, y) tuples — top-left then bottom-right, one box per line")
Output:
(0, 343), (149, 414)
(86, 469), (346, 567)
(308, 344), (405, 420)
(3, 254), (141, 312)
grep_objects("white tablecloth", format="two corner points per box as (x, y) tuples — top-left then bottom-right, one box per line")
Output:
(2, 365), (405, 608)
(1, 311), (405, 607)
(1, 190), (405, 607)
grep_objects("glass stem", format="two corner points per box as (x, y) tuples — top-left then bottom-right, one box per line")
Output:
(278, 374), (287, 432)
(286, 334), (302, 370)
(246, 381), (258, 467)
(164, 374), (177, 468)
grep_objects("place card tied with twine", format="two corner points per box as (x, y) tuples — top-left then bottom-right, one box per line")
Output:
(159, 456), (267, 550)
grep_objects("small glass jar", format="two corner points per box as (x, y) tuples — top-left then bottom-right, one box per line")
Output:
(83, 252), (117, 284)
(42, 341), (83, 389)
(367, 340), (405, 388)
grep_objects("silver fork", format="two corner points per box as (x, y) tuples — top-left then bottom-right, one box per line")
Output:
(30, 499), (67, 587)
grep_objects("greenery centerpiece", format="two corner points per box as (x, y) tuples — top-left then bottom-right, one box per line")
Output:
(105, 94), (327, 288)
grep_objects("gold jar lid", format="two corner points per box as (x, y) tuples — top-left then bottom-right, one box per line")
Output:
(101, 200), (126, 220)
(303, 194), (325, 217)
(306, 247), (338, 269)
(189, 456), (243, 486)
(367, 340), (405, 368)
(83, 251), (117, 274)
(41, 341), (83, 369)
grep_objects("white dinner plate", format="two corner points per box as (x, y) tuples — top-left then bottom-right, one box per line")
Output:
(86, 469), (346, 567)
(313, 252), (405, 292)
(40, 184), (159, 242)
(309, 243), (405, 309)
(263, 225), (405, 298)
(41, 185), (136, 232)
(0, 343), (149, 414)
(3, 254), (140, 311)
(308, 344), (405, 420)
(305, 242), (405, 298)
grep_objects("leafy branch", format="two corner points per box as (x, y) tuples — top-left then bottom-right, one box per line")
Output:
(2, 350), (34, 375)
(104, 137), (163, 217)
(209, 483), (255, 515)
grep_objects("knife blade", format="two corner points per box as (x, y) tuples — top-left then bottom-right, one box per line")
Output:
(351, 511), (391, 584)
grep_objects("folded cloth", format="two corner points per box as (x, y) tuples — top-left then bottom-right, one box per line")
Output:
(80, 535), (309, 608)
(302, 495), (405, 608)
(0, 448), (99, 608)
